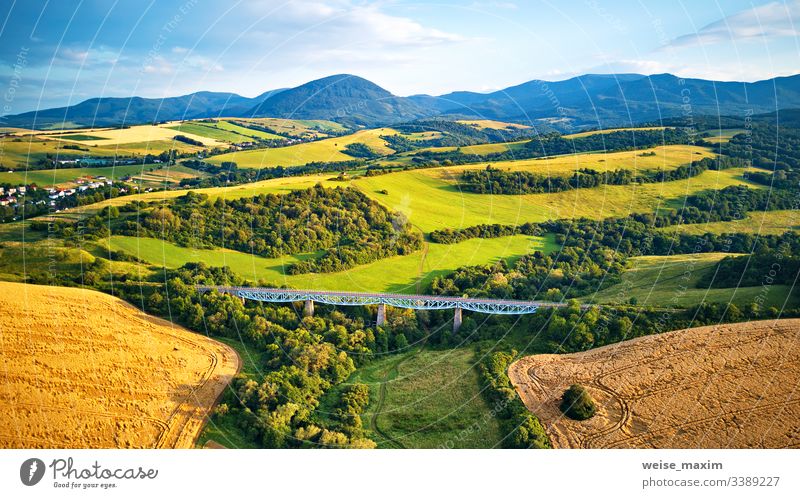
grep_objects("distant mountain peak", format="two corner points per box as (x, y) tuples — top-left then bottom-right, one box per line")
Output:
(4, 72), (800, 130)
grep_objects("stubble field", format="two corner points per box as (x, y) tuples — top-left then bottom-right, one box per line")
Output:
(509, 319), (800, 448)
(0, 281), (239, 448)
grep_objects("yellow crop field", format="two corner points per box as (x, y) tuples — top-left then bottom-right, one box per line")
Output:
(457, 119), (531, 130)
(563, 126), (668, 138)
(703, 128), (746, 144)
(451, 144), (715, 175)
(228, 118), (346, 138)
(510, 319), (800, 448)
(208, 128), (399, 168)
(0, 281), (239, 448)
(45, 123), (227, 147)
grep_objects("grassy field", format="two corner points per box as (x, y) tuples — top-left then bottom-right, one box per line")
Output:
(107, 233), (556, 293)
(456, 144), (714, 174)
(129, 164), (204, 187)
(353, 166), (760, 233)
(1, 136), (109, 170)
(227, 118), (346, 138)
(51, 161), (759, 232)
(659, 210), (800, 236)
(703, 128), (746, 144)
(562, 126), (668, 138)
(0, 164), (155, 186)
(328, 347), (503, 448)
(214, 120), (284, 140)
(165, 122), (248, 143)
(415, 140), (529, 155)
(585, 253), (799, 309)
(56, 173), (342, 218)
(208, 128), (399, 168)
(0, 133), (204, 170)
(59, 133), (108, 141)
(457, 119), (531, 130)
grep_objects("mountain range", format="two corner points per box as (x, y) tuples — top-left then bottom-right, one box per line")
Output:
(3, 72), (800, 130)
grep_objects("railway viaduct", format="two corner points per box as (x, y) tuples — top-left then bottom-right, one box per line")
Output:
(198, 286), (577, 332)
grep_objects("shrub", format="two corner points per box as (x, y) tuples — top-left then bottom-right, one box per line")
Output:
(560, 384), (597, 420)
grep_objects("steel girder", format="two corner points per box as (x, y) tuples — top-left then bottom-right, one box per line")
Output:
(199, 286), (544, 315)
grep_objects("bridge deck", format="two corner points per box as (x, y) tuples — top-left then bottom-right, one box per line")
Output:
(197, 286), (578, 314)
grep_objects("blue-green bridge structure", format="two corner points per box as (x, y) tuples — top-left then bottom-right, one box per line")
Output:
(197, 286), (573, 331)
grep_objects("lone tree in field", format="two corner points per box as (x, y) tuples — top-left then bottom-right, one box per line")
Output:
(559, 384), (597, 420)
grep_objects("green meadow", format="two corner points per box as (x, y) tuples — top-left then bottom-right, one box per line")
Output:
(659, 210), (800, 236)
(323, 347), (503, 448)
(353, 167), (760, 232)
(166, 122), (249, 143)
(1, 164), (166, 186)
(107, 233), (556, 293)
(208, 128), (399, 168)
(586, 253), (800, 309)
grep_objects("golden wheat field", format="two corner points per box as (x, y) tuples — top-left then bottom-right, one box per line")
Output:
(509, 319), (800, 449)
(0, 281), (239, 449)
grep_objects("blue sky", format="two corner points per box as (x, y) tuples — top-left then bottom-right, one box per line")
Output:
(1, 0), (798, 114)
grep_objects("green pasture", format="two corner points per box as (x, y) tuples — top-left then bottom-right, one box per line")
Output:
(107, 233), (556, 294)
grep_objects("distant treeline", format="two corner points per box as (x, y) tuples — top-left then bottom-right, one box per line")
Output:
(698, 253), (800, 289)
(458, 156), (743, 194)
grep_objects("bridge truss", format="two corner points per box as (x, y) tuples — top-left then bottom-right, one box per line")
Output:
(196, 286), (565, 315)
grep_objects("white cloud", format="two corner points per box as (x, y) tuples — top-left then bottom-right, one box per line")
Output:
(667, 0), (800, 48)
(244, 0), (465, 49)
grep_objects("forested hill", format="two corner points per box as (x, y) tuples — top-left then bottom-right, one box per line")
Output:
(120, 186), (423, 275)
(6, 72), (800, 130)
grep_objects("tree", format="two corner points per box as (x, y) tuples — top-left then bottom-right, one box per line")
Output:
(560, 384), (597, 420)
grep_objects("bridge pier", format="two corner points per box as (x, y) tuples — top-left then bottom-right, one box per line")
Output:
(376, 303), (387, 327)
(303, 299), (314, 317)
(453, 307), (462, 332)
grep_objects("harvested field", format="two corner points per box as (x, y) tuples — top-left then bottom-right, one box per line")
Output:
(0, 281), (239, 448)
(509, 319), (800, 448)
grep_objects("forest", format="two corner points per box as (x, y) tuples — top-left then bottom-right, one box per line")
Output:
(120, 185), (422, 274)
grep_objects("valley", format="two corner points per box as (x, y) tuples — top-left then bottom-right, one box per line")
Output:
(1, 89), (798, 450)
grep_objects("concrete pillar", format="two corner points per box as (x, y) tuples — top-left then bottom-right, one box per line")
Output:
(376, 303), (387, 327)
(453, 307), (462, 332)
(303, 299), (314, 317)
